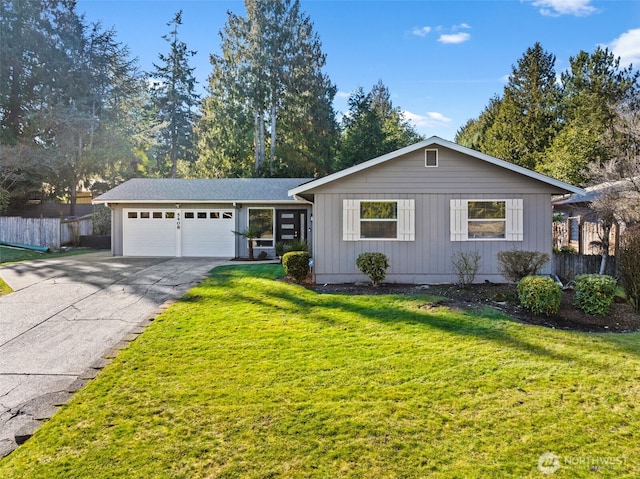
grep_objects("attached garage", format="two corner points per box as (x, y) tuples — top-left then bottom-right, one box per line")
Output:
(93, 178), (313, 258)
(181, 209), (235, 257)
(122, 208), (236, 257)
(123, 209), (176, 256)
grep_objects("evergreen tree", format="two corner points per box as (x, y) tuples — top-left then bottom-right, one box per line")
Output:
(455, 96), (501, 151)
(336, 80), (423, 170)
(540, 47), (639, 185)
(197, 0), (338, 178)
(1, 1), (142, 212)
(149, 10), (199, 178)
(483, 43), (560, 170)
(0, 0), (77, 205)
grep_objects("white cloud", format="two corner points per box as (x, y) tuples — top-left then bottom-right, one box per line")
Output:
(412, 26), (432, 37)
(531, 0), (596, 17)
(335, 90), (350, 99)
(438, 32), (471, 44)
(403, 110), (452, 129)
(603, 28), (640, 68)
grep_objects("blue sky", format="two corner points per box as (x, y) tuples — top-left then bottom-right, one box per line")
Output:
(77, 0), (640, 141)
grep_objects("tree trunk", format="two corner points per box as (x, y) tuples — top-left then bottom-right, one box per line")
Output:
(599, 223), (612, 275)
(70, 135), (83, 217)
(254, 110), (260, 172)
(170, 121), (178, 178)
(259, 112), (265, 173)
(254, 110), (265, 174)
(270, 103), (277, 177)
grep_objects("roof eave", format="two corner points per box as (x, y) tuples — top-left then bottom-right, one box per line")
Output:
(288, 136), (586, 196)
(92, 198), (306, 205)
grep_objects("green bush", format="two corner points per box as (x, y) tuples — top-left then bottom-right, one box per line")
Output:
(517, 276), (561, 316)
(497, 250), (550, 282)
(619, 227), (640, 313)
(356, 252), (390, 286)
(282, 251), (311, 283)
(574, 274), (618, 315)
(276, 240), (309, 258)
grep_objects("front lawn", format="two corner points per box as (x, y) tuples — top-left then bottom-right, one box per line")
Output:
(0, 245), (94, 264)
(1, 264), (638, 478)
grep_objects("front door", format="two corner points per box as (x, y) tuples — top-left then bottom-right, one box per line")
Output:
(276, 210), (306, 244)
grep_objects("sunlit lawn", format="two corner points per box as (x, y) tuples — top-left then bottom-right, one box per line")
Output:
(1, 264), (638, 478)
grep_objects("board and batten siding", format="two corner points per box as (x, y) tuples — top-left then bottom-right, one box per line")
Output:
(312, 192), (553, 284)
(307, 145), (559, 284)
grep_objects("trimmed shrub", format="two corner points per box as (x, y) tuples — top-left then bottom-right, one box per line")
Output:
(619, 226), (640, 313)
(497, 250), (550, 282)
(276, 240), (309, 258)
(356, 252), (390, 286)
(574, 274), (617, 315)
(451, 250), (481, 287)
(282, 251), (311, 283)
(517, 276), (561, 316)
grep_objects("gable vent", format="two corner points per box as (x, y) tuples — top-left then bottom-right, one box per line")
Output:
(425, 149), (438, 167)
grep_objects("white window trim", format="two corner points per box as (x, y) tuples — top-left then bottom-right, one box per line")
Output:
(425, 148), (438, 167)
(248, 207), (275, 247)
(450, 199), (523, 241)
(343, 199), (415, 241)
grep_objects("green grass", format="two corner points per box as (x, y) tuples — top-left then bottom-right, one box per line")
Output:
(1, 264), (639, 478)
(0, 245), (95, 265)
(0, 276), (11, 295)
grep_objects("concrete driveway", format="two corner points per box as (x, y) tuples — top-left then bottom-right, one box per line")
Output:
(0, 252), (228, 457)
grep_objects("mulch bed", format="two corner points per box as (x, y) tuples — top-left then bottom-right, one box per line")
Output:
(306, 281), (640, 333)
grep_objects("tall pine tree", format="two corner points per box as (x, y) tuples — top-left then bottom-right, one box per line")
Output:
(196, 0), (337, 178)
(482, 42), (560, 170)
(336, 80), (423, 170)
(149, 10), (199, 178)
(541, 47), (639, 185)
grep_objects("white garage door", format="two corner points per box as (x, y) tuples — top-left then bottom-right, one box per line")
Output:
(181, 209), (235, 257)
(123, 208), (236, 257)
(123, 209), (177, 257)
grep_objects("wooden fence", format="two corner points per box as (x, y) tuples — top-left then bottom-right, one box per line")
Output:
(553, 253), (616, 282)
(553, 218), (619, 255)
(0, 215), (93, 249)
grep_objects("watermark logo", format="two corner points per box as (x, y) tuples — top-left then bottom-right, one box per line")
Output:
(537, 452), (627, 474)
(538, 452), (560, 474)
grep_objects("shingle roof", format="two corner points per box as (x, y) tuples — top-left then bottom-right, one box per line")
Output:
(552, 178), (639, 206)
(93, 178), (313, 203)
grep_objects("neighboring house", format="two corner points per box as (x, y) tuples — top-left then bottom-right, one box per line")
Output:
(289, 137), (583, 284)
(94, 137), (584, 283)
(92, 178), (312, 258)
(552, 178), (639, 255)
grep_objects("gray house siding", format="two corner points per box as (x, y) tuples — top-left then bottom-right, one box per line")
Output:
(308, 146), (560, 284)
(311, 147), (560, 195)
